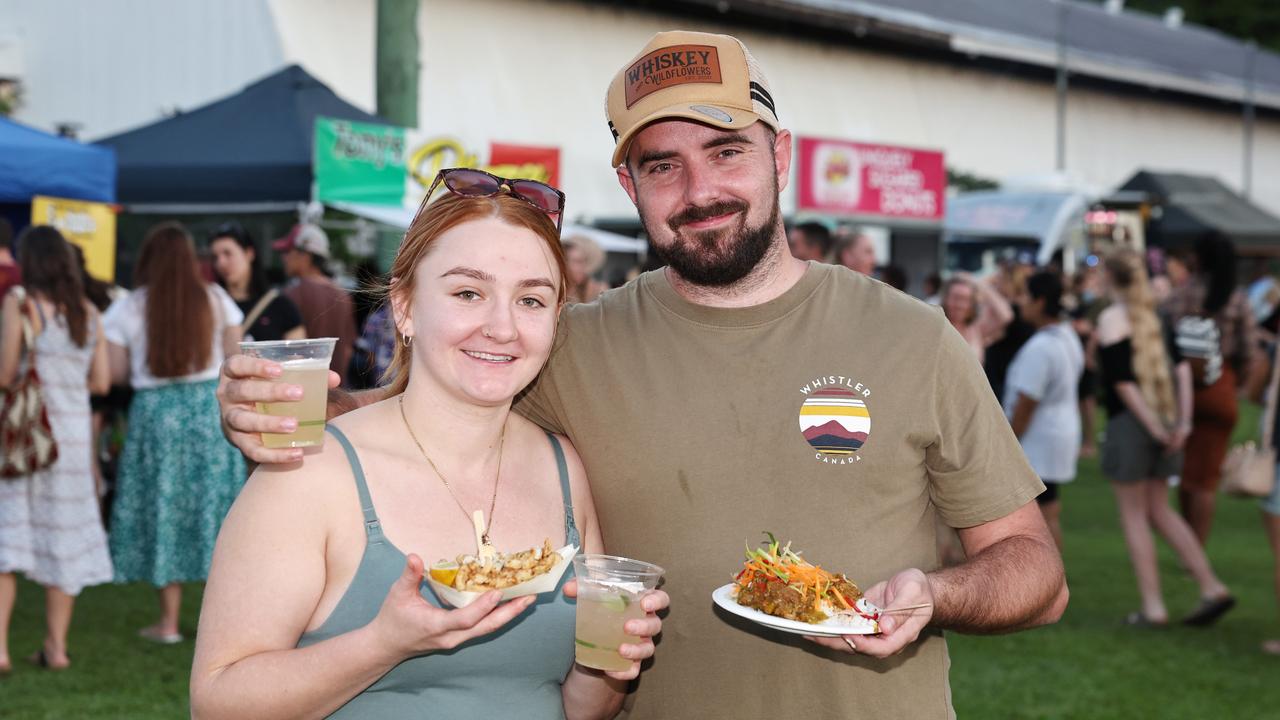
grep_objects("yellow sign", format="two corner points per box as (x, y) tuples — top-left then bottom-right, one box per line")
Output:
(30, 195), (117, 282)
(405, 137), (558, 190)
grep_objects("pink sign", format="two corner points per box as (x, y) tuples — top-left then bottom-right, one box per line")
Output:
(796, 137), (945, 220)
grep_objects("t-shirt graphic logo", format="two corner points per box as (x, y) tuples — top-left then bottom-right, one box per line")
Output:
(798, 378), (872, 464)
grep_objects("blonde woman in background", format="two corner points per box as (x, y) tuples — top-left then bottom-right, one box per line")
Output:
(940, 271), (1014, 365)
(561, 235), (608, 304)
(1095, 250), (1234, 627)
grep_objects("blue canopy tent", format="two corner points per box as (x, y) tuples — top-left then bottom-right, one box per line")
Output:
(97, 65), (387, 210)
(0, 116), (116, 203)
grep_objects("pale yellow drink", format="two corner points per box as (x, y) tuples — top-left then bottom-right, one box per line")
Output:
(574, 585), (646, 672)
(257, 358), (330, 448)
(572, 554), (662, 672)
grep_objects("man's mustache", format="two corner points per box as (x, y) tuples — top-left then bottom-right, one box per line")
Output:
(667, 201), (749, 232)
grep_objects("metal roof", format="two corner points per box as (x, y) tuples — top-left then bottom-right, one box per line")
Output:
(672, 0), (1280, 108)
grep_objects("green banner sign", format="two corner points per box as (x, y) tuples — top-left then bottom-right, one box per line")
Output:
(314, 118), (407, 206)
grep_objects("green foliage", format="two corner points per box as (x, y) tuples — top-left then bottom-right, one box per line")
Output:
(0, 80), (21, 117)
(948, 167), (1001, 192)
(1120, 0), (1280, 53)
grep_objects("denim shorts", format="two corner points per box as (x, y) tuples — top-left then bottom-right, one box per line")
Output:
(1263, 465), (1280, 516)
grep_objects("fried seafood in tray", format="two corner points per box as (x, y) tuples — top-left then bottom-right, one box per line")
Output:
(426, 539), (578, 607)
(450, 539), (560, 591)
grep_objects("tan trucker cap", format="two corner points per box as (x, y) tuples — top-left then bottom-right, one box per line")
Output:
(605, 31), (780, 168)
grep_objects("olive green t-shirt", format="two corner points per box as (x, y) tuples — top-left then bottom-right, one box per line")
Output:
(516, 263), (1042, 719)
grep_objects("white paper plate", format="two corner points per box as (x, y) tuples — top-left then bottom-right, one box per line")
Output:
(426, 544), (578, 607)
(711, 583), (881, 636)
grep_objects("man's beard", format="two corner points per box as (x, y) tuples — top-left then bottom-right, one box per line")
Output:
(643, 191), (781, 287)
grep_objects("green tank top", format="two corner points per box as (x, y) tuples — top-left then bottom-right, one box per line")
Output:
(297, 425), (581, 718)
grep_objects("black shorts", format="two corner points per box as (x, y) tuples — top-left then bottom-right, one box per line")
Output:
(1036, 480), (1062, 505)
(90, 384), (133, 413)
(1077, 368), (1097, 401)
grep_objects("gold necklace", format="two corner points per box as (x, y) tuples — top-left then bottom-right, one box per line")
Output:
(398, 395), (507, 548)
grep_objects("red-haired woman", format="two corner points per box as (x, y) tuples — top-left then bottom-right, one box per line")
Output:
(0, 226), (112, 671)
(191, 177), (666, 719)
(103, 222), (247, 644)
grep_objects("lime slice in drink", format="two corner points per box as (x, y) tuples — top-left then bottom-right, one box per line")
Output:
(599, 593), (630, 613)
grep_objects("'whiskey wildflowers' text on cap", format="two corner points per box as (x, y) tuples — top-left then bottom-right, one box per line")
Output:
(605, 31), (780, 168)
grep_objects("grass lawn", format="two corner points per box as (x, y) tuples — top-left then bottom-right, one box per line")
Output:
(4, 407), (1280, 718)
(949, 402), (1280, 719)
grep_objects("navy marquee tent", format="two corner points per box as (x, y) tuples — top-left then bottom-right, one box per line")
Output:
(1118, 170), (1280, 252)
(97, 65), (387, 208)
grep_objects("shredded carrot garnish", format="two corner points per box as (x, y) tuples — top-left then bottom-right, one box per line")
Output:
(735, 533), (861, 618)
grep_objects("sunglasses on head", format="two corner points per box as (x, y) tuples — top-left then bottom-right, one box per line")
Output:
(417, 168), (565, 233)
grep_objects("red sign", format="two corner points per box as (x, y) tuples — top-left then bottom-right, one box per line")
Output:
(796, 137), (945, 220)
(488, 143), (560, 188)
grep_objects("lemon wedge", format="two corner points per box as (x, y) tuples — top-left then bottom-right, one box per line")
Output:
(429, 561), (459, 587)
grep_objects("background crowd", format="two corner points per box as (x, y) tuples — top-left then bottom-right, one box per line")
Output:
(788, 221), (1280, 643)
(0, 211), (1279, 683)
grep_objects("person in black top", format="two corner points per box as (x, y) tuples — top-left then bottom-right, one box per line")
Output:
(979, 264), (1034, 401)
(1095, 250), (1234, 627)
(209, 222), (304, 343)
(985, 305), (1036, 401)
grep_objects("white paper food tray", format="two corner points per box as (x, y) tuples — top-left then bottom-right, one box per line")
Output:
(425, 544), (578, 607)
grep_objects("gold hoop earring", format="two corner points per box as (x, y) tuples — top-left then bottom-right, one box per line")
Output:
(402, 335), (413, 348)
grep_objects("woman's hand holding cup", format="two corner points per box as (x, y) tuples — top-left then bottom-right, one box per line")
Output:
(217, 353), (340, 464)
(561, 577), (669, 680)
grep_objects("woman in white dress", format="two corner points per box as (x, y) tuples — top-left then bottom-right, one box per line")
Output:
(0, 226), (112, 671)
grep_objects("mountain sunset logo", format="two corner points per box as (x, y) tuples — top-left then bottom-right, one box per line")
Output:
(799, 387), (870, 458)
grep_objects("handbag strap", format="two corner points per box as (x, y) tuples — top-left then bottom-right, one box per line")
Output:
(240, 288), (278, 333)
(9, 286), (36, 354)
(1262, 344), (1280, 449)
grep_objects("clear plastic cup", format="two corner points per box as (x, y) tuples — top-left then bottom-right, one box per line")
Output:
(572, 554), (664, 672)
(239, 338), (336, 448)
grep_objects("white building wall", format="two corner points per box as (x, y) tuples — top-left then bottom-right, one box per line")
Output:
(267, 0), (375, 112)
(414, 0), (707, 222)
(0, 0), (374, 141)
(2, 0), (284, 139)
(414, 0), (1280, 219)
(2, 0), (1274, 216)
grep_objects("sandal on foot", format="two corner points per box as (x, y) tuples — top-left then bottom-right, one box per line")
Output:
(26, 650), (70, 670)
(1123, 611), (1168, 628)
(1181, 595), (1236, 627)
(138, 627), (183, 645)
